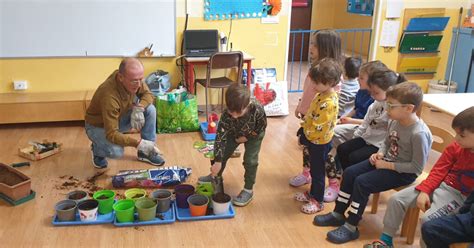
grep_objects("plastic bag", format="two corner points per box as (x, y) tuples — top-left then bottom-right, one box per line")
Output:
(156, 91), (199, 133)
(112, 166), (192, 188)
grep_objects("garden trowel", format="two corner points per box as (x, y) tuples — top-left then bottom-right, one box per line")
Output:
(211, 175), (224, 194)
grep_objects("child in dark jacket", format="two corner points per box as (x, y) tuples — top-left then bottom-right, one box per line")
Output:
(198, 83), (267, 207)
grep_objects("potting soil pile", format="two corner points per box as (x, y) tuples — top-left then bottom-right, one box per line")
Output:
(112, 166), (192, 188)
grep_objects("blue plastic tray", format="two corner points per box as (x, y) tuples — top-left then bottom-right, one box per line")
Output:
(52, 211), (115, 226)
(175, 203), (235, 221)
(113, 202), (176, 227)
(200, 122), (216, 141)
(405, 17), (450, 32)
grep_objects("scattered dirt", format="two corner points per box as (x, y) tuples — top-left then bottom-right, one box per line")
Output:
(0, 167), (27, 186)
(134, 226), (144, 231)
(156, 213), (164, 220)
(115, 192), (125, 200)
(54, 172), (105, 197)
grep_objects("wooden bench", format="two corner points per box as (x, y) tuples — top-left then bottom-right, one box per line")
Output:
(0, 91), (94, 124)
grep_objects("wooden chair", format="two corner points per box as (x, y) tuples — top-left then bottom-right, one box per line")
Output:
(195, 51), (244, 119)
(370, 124), (455, 244)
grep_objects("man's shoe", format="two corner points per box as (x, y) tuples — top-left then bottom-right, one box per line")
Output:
(137, 150), (165, 166)
(92, 155), (108, 169)
(91, 144), (107, 169)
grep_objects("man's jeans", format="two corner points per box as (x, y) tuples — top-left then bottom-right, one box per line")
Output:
(85, 104), (156, 158)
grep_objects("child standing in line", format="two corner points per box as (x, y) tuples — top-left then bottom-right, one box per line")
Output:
(338, 57), (362, 118)
(291, 29), (343, 187)
(314, 82), (433, 244)
(323, 68), (406, 202)
(365, 106), (474, 248)
(293, 58), (342, 214)
(198, 84), (267, 207)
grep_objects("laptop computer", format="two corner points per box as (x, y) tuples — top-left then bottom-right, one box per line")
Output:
(183, 29), (219, 57)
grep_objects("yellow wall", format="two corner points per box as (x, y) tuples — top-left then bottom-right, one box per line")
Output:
(0, 1), (290, 106)
(310, 0), (373, 58)
(373, 0), (470, 92)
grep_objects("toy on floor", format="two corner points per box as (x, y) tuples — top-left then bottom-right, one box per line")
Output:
(193, 141), (215, 159)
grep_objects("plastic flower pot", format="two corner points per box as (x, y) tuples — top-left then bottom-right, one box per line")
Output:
(113, 199), (135, 223)
(196, 183), (214, 206)
(77, 199), (99, 221)
(93, 190), (115, 214)
(55, 199), (77, 221)
(174, 184), (195, 208)
(124, 188), (147, 201)
(67, 190), (88, 204)
(135, 198), (157, 221)
(187, 194), (209, 217)
(150, 189), (172, 213)
(211, 193), (231, 215)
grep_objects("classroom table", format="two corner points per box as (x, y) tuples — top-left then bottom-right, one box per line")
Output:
(183, 52), (255, 93)
(422, 93), (474, 117)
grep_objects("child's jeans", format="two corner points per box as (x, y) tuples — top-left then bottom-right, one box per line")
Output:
(334, 159), (416, 226)
(299, 131), (331, 203)
(336, 137), (378, 170)
(422, 212), (474, 248)
(217, 131), (265, 190)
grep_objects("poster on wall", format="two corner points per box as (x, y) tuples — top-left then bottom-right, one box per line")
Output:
(347, 0), (374, 16)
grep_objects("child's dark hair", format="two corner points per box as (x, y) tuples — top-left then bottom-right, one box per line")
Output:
(344, 57), (362, 79)
(226, 83), (250, 113)
(452, 106), (474, 133)
(312, 29), (342, 64)
(368, 69), (407, 91)
(359, 60), (387, 76)
(308, 58), (343, 87)
(386, 82), (423, 112)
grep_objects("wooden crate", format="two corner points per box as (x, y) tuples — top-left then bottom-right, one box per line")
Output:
(18, 143), (62, 161)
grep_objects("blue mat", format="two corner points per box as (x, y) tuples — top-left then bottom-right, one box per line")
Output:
(52, 211), (115, 226)
(175, 203), (235, 221)
(114, 202), (176, 227)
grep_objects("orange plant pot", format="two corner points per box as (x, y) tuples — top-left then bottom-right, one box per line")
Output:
(187, 194), (209, 217)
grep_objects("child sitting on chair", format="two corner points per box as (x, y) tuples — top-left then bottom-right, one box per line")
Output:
(314, 82), (433, 244)
(198, 83), (267, 207)
(366, 106), (474, 248)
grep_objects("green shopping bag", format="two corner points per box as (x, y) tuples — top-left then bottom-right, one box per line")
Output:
(156, 94), (199, 133)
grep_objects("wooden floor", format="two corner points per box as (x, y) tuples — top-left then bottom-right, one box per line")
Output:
(0, 93), (437, 247)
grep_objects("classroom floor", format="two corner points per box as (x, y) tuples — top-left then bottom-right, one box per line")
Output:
(0, 93), (437, 247)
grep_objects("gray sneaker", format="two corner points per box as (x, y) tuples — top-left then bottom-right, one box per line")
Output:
(197, 174), (213, 184)
(232, 190), (253, 206)
(137, 150), (165, 166)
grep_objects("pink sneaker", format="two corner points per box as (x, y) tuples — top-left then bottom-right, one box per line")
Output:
(289, 173), (311, 187)
(301, 198), (324, 214)
(324, 178), (340, 202)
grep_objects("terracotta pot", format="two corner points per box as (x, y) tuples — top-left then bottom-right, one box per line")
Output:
(0, 163), (31, 201)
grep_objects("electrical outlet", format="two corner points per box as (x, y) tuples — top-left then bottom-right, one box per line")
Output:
(13, 80), (28, 90)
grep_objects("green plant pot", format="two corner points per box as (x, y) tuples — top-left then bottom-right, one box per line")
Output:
(93, 190), (115, 214)
(124, 188), (147, 201)
(113, 199), (135, 223)
(135, 198), (157, 221)
(196, 183), (214, 206)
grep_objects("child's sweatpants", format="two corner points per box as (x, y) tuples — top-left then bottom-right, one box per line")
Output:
(336, 137), (378, 170)
(218, 131), (265, 190)
(300, 133), (331, 202)
(334, 159), (416, 226)
(383, 182), (467, 247)
(422, 212), (474, 248)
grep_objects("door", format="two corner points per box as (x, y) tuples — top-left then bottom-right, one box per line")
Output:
(288, 0), (312, 62)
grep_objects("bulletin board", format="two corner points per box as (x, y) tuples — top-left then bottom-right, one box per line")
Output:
(0, 0), (176, 58)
